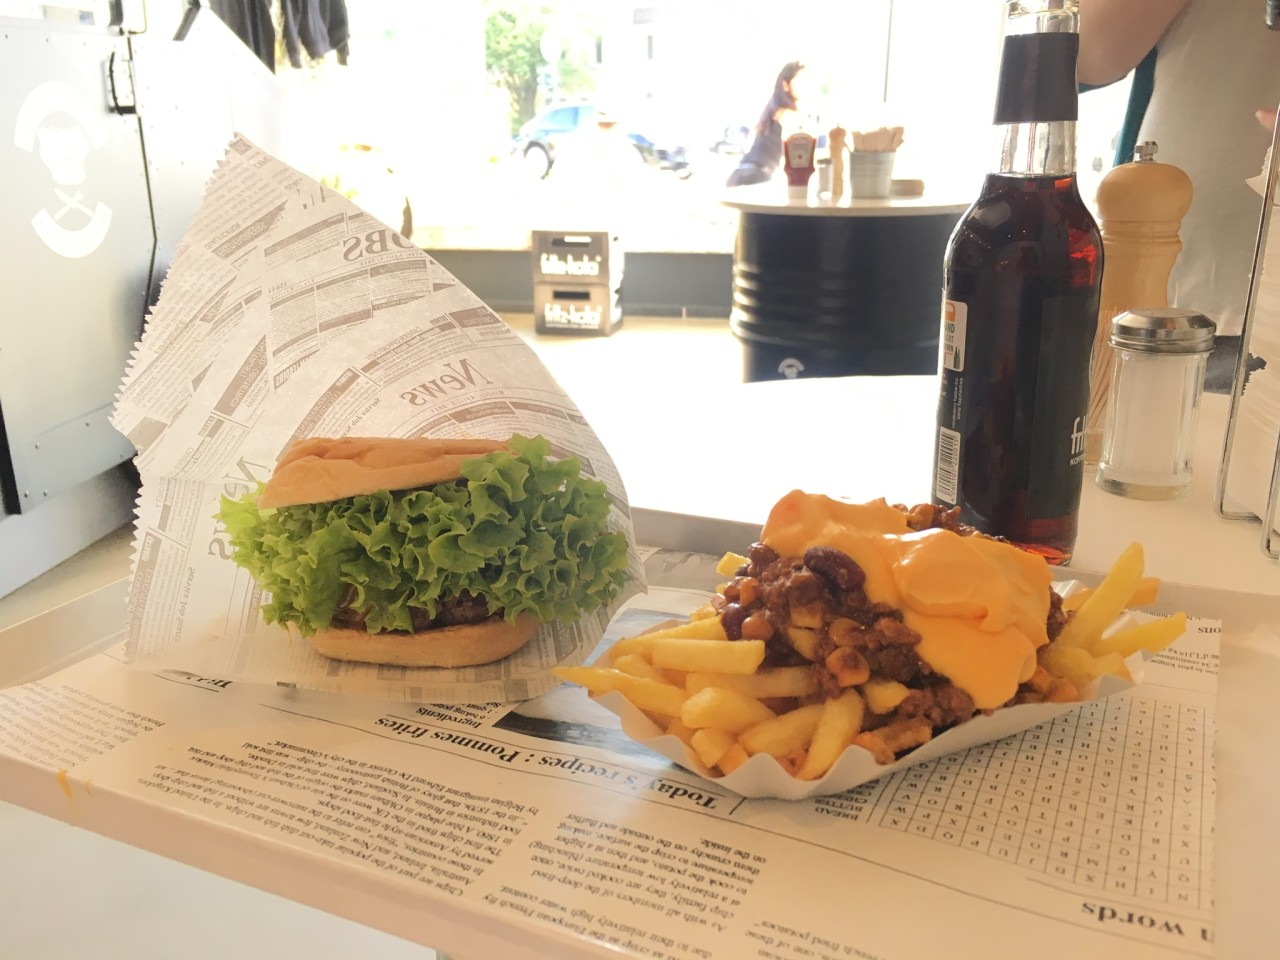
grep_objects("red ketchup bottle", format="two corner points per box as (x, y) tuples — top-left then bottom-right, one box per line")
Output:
(783, 132), (816, 199)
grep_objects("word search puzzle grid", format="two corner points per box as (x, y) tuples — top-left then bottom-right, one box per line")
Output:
(833, 694), (1214, 908)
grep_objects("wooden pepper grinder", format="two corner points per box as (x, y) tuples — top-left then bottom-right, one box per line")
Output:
(828, 126), (847, 201)
(1085, 140), (1194, 463)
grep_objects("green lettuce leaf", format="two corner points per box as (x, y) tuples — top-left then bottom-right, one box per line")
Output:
(216, 434), (631, 636)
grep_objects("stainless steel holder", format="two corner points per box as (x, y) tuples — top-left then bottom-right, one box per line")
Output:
(1215, 102), (1280, 559)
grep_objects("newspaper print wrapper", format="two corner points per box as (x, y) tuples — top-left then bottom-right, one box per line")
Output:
(591, 590), (1151, 800)
(110, 135), (644, 704)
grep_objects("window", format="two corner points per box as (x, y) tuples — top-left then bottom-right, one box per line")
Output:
(268, 0), (1127, 310)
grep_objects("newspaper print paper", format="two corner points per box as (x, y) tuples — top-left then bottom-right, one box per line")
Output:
(110, 135), (644, 703)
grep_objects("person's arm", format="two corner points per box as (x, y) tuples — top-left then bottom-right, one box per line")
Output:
(1076, 0), (1192, 86)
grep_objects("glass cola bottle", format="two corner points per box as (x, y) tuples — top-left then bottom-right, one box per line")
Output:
(931, 0), (1103, 564)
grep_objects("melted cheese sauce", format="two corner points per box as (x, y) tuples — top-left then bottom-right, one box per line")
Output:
(761, 491), (1051, 709)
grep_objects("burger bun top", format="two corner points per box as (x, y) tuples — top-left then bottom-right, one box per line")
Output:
(258, 436), (512, 508)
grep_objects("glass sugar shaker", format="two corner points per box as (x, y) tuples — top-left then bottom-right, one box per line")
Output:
(1096, 308), (1216, 500)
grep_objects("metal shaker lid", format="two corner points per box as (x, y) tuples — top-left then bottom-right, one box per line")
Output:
(1110, 308), (1216, 354)
(1133, 140), (1158, 162)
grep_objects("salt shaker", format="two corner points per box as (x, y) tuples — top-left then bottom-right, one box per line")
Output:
(815, 156), (833, 200)
(1096, 308), (1216, 500)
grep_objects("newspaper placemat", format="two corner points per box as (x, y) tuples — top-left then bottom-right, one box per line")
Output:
(1, 548), (1245, 960)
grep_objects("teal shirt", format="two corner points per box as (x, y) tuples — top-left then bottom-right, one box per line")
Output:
(1082, 46), (1158, 168)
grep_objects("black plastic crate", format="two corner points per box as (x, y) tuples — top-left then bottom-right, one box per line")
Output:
(532, 230), (622, 289)
(533, 281), (622, 336)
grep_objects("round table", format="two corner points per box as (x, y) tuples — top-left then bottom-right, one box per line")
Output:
(722, 185), (968, 382)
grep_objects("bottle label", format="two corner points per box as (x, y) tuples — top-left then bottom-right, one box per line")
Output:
(993, 33), (1079, 124)
(935, 425), (961, 504)
(941, 297), (967, 372)
(1026, 295), (1092, 517)
(934, 294), (1093, 521)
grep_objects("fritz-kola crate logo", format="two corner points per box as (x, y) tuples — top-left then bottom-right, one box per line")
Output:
(545, 302), (603, 327)
(539, 252), (601, 277)
(14, 81), (113, 259)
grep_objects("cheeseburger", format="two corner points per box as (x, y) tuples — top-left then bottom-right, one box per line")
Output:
(216, 434), (630, 667)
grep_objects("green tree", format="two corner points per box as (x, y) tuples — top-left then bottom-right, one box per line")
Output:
(484, 1), (604, 135)
(485, 4), (543, 135)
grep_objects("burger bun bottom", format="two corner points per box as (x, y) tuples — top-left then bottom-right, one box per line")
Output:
(305, 613), (539, 668)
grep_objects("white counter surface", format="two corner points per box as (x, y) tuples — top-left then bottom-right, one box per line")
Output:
(592, 378), (1276, 597)
(0, 374), (1275, 960)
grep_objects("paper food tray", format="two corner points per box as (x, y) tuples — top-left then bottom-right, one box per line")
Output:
(588, 581), (1149, 800)
(594, 662), (1140, 801)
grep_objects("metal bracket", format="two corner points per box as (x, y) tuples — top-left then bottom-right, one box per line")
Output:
(107, 48), (136, 114)
(1215, 97), (1280, 559)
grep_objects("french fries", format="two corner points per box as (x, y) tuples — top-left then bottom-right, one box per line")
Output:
(797, 690), (865, 780)
(555, 538), (1187, 784)
(690, 727), (737, 768)
(1062, 576), (1159, 613)
(737, 703), (825, 759)
(1055, 542), (1146, 649)
(686, 666), (817, 699)
(681, 687), (776, 732)
(651, 637), (765, 674)
(1036, 542), (1184, 692)
(1094, 612), (1188, 657)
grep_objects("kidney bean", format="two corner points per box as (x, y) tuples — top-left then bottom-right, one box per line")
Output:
(748, 541), (778, 570)
(720, 603), (748, 641)
(802, 545), (866, 591)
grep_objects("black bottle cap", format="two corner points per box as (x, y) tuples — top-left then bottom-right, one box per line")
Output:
(993, 32), (1079, 123)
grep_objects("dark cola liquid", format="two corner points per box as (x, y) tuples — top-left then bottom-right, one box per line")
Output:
(933, 172), (1102, 564)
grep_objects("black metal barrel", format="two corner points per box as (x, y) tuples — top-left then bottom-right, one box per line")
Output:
(728, 204), (963, 381)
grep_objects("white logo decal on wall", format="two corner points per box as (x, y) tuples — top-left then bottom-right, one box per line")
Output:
(14, 81), (113, 259)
